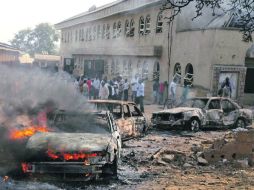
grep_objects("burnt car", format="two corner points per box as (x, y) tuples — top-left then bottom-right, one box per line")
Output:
(88, 100), (148, 140)
(22, 111), (121, 180)
(152, 97), (252, 131)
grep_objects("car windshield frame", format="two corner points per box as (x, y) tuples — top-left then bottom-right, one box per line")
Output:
(50, 111), (112, 134)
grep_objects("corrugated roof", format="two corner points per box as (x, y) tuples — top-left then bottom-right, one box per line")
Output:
(34, 54), (60, 61)
(0, 42), (20, 53)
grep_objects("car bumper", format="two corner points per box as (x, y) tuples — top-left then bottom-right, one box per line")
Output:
(23, 162), (106, 174)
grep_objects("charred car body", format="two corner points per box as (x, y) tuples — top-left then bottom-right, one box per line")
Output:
(88, 100), (148, 140)
(22, 111), (121, 180)
(152, 97), (252, 131)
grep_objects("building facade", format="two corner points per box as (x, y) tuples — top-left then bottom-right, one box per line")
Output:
(56, 0), (254, 104)
(0, 42), (20, 65)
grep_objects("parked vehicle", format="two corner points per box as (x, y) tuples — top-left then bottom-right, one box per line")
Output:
(22, 111), (121, 180)
(151, 97), (253, 131)
(88, 100), (148, 140)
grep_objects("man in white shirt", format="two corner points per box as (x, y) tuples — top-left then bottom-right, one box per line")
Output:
(136, 79), (145, 112)
(131, 74), (139, 102)
(169, 78), (177, 100)
(92, 76), (100, 99)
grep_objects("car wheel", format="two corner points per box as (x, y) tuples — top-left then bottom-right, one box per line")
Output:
(189, 118), (200, 132)
(235, 118), (246, 128)
(110, 156), (118, 177)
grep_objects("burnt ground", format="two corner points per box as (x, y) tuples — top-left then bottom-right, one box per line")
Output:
(1, 104), (254, 190)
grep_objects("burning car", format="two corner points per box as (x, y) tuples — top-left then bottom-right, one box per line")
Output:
(152, 97), (253, 131)
(21, 111), (121, 180)
(88, 100), (148, 140)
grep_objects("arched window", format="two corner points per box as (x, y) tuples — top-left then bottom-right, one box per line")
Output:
(156, 12), (163, 33)
(117, 21), (121, 38)
(173, 63), (182, 82)
(145, 15), (151, 34)
(106, 24), (110, 39)
(125, 20), (130, 37)
(113, 22), (117, 38)
(139, 16), (145, 35)
(185, 63), (194, 84)
(130, 19), (135, 37)
(102, 24), (106, 39)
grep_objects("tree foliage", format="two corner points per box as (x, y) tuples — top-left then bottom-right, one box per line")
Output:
(10, 23), (59, 55)
(162, 0), (254, 42)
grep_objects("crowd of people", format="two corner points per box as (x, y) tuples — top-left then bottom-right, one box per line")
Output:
(74, 74), (145, 112)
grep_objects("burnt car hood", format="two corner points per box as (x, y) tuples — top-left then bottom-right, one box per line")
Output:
(26, 132), (112, 153)
(154, 107), (201, 114)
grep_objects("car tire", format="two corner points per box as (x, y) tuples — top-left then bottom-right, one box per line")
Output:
(235, 118), (246, 128)
(189, 118), (200, 132)
(111, 156), (118, 177)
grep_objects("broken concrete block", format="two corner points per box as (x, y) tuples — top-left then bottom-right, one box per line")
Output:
(236, 159), (249, 168)
(183, 163), (192, 168)
(162, 154), (175, 163)
(197, 157), (208, 166)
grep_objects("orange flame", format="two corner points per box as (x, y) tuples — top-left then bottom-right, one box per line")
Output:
(47, 149), (99, 161)
(9, 126), (49, 140)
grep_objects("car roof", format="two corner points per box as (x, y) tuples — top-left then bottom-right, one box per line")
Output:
(87, 99), (136, 105)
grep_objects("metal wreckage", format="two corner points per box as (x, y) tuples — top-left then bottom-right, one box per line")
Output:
(152, 97), (252, 131)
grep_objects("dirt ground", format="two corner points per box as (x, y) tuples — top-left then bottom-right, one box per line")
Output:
(1, 104), (254, 190)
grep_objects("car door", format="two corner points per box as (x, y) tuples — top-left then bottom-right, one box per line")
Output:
(115, 104), (134, 139)
(205, 99), (223, 126)
(128, 104), (146, 136)
(221, 99), (238, 126)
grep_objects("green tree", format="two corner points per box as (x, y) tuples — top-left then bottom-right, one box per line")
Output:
(10, 23), (59, 55)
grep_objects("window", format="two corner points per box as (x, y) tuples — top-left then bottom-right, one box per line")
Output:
(244, 68), (254, 93)
(81, 29), (84, 41)
(125, 20), (130, 37)
(102, 24), (106, 39)
(145, 15), (151, 34)
(156, 12), (163, 33)
(173, 63), (181, 82)
(93, 26), (96, 40)
(130, 19), (135, 37)
(111, 60), (116, 76)
(117, 21), (121, 38)
(142, 61), (149, 79)
(208, 99), (221, 110)
(221, 100), (236, 113)
(79, 29), (82, 41)
(139, 16), (145, 35)
(85, 28), (88, 41)
(97, 25), (101, 39)
(106, 24), (110, 39)
(113, 22), (117, 38)
(185, 63), (194, 84)
(75, 30), (78, 42)
(88, 27), (92, 41)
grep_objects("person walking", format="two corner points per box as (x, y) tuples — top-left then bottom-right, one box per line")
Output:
(181, 79), (191, 103)
(118, 76), (124, 100)
(169, 78), (177, 102)
(123, 79), (129, 101)
(83, 79), (89, 98)
(136, 79), (145, 113)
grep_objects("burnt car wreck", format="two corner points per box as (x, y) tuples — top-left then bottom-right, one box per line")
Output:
(21, 111), (121, 180)
(152, 97), (253, 131)
(88, 100), (148, 140)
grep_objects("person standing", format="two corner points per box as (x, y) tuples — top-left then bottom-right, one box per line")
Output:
(159, 82), (165, 105)
(99, 81), (109, 100)
(123, 79), (129, 101)
(118, 76), (124, 100)
(131, 74), (139, 102)
(86, 78), (92, 99)
(136, 79), (145, 113)
(83, 79), (89, 98)
(181, 79), (190, 103)
(169, 78), (177, 101)
(221, 77), (232, 98)
(153, 80), (159, 104)
(92, 76), (100, 99)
